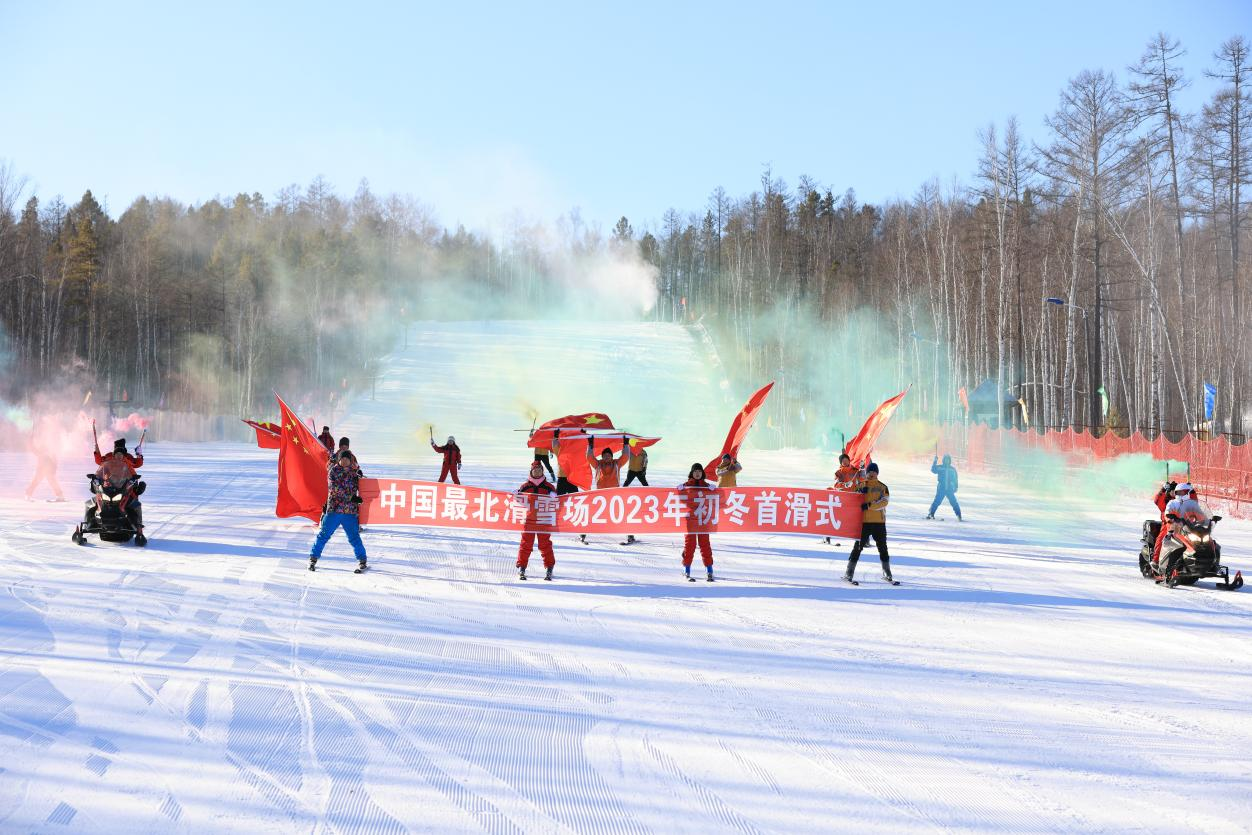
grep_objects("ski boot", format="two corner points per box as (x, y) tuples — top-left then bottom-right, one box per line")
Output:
(519, 568), (527, 581)
(354, 561), (367, 574)
(925, 513), (934, 520)
(578, 534), (587, 544)
(685, 565), (695, 582)
(309, 557), (318, 572)
(135, 531), (148, 547)
(544, 567), (553, 581)
(843, 574), (859, 586)
(882, 572), (899, 586)
(706, 567), (715, 582)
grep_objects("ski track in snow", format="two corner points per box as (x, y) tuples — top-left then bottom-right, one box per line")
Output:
(1, 320), (1251, 833)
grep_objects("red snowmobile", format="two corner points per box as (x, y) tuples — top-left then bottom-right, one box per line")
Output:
(1139, 501), (1240, 590)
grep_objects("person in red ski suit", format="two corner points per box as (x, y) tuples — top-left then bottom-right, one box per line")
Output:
(1151, 479), (1200, 566)
(680, 462), (716, 581)
(317, 426), (335, 453)
(516, 462), (557, 580)
(431, 435), (462, 483)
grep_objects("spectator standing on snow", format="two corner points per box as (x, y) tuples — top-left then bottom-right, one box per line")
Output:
(715, 453), (742, 487)
(318, 426), (335, 453)
(516, 461), (558, 580)
(680, 462), (717, 581)
(309, 450), (368, 573)
(432, 435), (462, 484)
(927, 454), (961, 520)
(843, 462), (896, 585)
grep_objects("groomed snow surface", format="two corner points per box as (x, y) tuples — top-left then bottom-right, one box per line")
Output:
(2, 321), (1250, 834)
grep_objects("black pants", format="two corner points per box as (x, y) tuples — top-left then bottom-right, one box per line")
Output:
(534, 454), (555, 479)
(846, 522), (890, 579)
(623, 470), (648, 487)
(556, 477), (579, 495)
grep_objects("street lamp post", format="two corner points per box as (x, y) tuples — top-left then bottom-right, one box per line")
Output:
(1045, 297), (1100, 432)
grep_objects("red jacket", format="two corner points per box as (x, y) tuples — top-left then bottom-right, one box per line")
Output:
(94, 449), (143, 483)
(518, 477), (555, 496)
(432, 442), (461, 467)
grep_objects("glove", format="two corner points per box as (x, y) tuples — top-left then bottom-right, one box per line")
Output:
(861, 502), (869, 511)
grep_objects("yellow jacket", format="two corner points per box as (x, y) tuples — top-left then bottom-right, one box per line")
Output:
(859, 476), (889, 523)
(716, 459), (742, 487)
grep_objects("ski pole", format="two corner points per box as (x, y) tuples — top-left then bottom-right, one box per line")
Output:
(136, 429), (147, 455)
(92, 419), (99, 453)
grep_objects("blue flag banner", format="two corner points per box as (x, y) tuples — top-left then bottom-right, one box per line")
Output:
(1203, 382), (1217, 421)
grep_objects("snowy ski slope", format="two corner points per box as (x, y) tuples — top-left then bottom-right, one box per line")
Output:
(2, 320), (1251, 833)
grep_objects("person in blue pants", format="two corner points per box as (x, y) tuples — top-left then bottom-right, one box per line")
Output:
(310, 450), (368, 572)
(927, 454), (962, 520)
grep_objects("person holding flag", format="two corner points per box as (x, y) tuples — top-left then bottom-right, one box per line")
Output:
(309, 449), (368, 573)
(825, 452), (862, 545)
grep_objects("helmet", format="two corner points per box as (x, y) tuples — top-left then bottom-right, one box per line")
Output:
(1176, 482), (1193, 496)
(447, 436), (455, 444)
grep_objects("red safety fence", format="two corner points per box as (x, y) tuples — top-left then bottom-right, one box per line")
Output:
(936, 424), (1252, 519)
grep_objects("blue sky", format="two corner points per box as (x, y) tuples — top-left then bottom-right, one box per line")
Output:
(2, 1), (1247, 234)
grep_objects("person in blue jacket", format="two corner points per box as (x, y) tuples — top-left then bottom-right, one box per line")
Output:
(927, 454), (962, 520)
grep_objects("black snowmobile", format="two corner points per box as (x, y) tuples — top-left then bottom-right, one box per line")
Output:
(1138, 502), (1240, 590)
(73, 473), (147, 546)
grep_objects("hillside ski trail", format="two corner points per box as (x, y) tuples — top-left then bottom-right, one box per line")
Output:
(1, 319), (1251, 833)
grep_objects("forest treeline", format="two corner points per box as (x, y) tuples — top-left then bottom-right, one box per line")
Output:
(0, 33), (1248, 445)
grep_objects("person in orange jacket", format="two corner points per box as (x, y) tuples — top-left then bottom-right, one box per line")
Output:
(581, 436), (630, 543)
(825, 453), (862, 544)
(843, 462), (896, 585)
(516, 462), (557, 580)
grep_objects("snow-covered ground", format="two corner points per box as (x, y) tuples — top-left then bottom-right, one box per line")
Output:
(2, 320), (1250, 834)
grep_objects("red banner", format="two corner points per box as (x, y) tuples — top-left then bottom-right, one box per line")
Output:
(357, 480), (863, 537)
(846, 387), (909, 467)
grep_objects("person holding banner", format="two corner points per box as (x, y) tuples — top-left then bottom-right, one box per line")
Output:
(843, 462), (897, 585)
(680, 463), (716, 582)
(516, 461), (558, 580)
(825, 453), (862, 545)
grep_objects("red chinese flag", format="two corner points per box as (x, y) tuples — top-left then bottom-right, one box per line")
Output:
(243, 419), (281, 450)
(276, 395), (329, 521)
(706, 381), (775, 475)
(527, 413), (615, 450)
(845, 388), (910, 467)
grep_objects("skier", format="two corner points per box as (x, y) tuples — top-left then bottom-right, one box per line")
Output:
(585, 437), (630, 544)
(431, 435), (462, 484)
(679, 462), (716, 581)
(89, 436), (146, 543)
(24, 415), (66, 502)
(825, 453), (862, 544)
(715, 453), (742, 487)
(309, 450), (368, 573)
(621, 442), (649, 543)
(927, 454), (961, 520)
(623, 443), (649, 486)
(843, 462), (896, 585)
(317, 425), (335, 453)
(516, 461), (557, 580)
(1159, 482), (1202, 586)
(586, 437), (630, 488)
